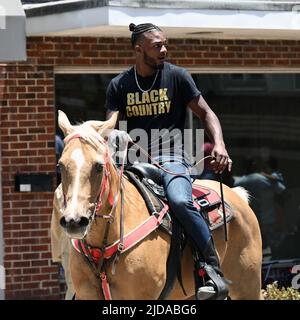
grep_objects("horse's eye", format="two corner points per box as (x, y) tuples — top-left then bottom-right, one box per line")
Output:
(57, 162), (64, 171)
(95, 163), (103, 172)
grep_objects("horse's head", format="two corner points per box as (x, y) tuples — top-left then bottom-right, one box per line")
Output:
(57, 110), (118, 239)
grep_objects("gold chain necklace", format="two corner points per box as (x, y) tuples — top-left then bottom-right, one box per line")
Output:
(134, 66), (159, 93)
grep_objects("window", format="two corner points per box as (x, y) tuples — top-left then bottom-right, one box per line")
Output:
(55, 74), (117, 126)
(192, 73), (300, 261)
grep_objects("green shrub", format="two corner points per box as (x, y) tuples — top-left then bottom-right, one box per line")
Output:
(262, 282), (300, 300)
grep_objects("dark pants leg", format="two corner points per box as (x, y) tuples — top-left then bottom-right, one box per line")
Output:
(161, 161), (228, 300)
(161, 161), (211, 253)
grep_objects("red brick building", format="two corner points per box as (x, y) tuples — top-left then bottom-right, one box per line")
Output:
(1, 0), (300, 299)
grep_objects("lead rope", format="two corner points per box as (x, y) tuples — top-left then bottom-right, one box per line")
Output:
(219, 173), (228, 242)
(130, 141), (213, 176)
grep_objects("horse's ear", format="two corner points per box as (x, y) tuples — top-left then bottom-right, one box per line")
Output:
(92, 112), (119, 137)
(58, 110), (74, 136)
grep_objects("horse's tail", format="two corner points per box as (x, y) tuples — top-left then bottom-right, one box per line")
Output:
(232, 186), (249, 204)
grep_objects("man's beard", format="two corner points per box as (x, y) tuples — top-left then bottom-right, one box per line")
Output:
(144, 52), (165, 70)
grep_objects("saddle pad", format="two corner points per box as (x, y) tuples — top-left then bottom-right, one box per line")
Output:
(192, 185), (234, 231)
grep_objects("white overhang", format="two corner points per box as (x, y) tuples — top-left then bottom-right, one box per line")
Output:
(0, 0), (26, 62)
(24, 0), (300, 40)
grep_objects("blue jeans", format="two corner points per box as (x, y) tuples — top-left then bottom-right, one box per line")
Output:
(161, 160), (211, 253)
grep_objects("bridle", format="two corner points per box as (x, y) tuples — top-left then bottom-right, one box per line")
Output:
(63, 133), (126, 217)
(89, 144), (116, 223)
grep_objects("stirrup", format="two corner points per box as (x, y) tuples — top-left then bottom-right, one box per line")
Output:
(196, 264), (229, 300)
(197, 280), (216, 300)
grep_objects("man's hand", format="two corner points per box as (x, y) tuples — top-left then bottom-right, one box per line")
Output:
(210, 144), (232, 174)
(106, 129), (132, 164)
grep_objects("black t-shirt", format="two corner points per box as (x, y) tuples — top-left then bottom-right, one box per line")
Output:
(105, 62), (201, 161)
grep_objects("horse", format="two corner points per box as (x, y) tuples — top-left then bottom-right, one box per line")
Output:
(51, 110), (263, 300)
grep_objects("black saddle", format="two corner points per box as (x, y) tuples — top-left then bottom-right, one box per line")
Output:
(125, 162), (163, 186)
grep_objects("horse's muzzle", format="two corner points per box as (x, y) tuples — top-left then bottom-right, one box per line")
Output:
(60, 216), (89, 235)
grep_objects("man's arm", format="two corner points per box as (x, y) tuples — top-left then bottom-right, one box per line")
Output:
(188, 95), (232, 173)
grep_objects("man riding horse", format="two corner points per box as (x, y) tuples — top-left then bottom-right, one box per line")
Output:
(105, 23), (233, 300)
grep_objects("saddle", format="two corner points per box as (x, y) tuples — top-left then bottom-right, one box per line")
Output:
(125, 162), (234, 232)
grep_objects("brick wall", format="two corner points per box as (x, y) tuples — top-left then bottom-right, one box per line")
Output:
(1, 36), (300, 299)
(0, 55), (58, 299)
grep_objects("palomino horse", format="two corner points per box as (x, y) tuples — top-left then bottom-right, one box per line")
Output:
(51, 110), (262, 300)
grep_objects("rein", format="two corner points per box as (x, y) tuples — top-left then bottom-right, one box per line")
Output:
(130, 140), (214, 176)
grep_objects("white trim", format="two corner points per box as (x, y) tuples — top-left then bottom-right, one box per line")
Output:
(187, 67), (300, 74)
(109, 7), (300, 30)
(22, 1), (300, 13)
(23, 0), (84, 11)
(26, 5), (300, 39)
(54, 65), (300, 74)
(26, 6), (109, 36)
(54, 65), (126, 74)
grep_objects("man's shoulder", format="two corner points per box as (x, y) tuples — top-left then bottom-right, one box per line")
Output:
(110, 67), (134, 85)
(164, 62), (186, 75)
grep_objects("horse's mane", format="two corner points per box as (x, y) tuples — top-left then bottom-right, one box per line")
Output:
(64, 122), (107, 153)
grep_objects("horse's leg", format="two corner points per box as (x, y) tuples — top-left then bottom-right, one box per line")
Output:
(191, 180), (263, 300)
(50, 185), (64, 263)
(69, 248), (101, 300)
(51, 186), (75, 299)
(106, 231), (172, 300)
(214, 205), (263, 300)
